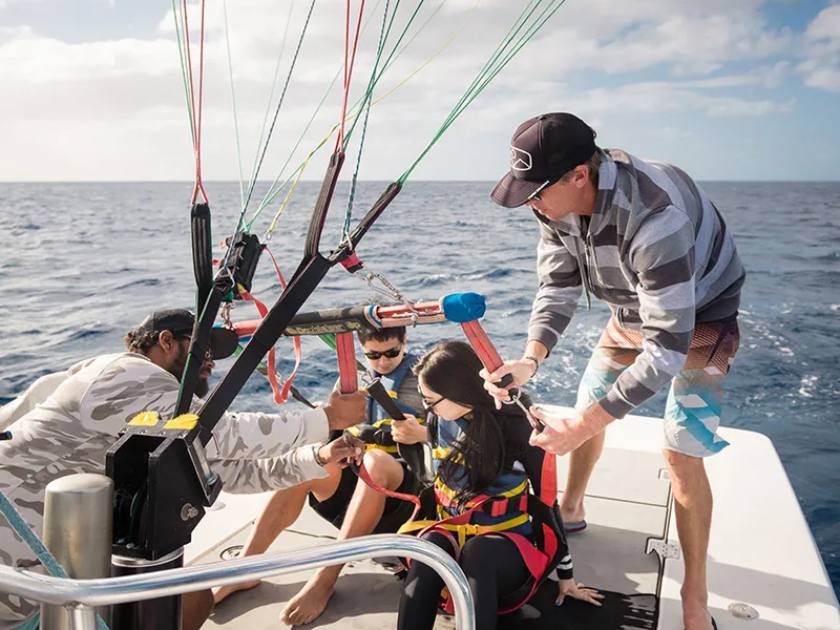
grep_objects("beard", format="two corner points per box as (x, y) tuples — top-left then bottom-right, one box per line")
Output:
(171, 344), (210, 398)
(195, 376), (209, 398)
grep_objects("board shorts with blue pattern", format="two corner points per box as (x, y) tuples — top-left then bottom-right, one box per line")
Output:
(576, 315), (740, 458)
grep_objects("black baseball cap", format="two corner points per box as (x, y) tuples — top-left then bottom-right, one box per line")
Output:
(491, 112), (597, 208)
(135, 308), (239, 360)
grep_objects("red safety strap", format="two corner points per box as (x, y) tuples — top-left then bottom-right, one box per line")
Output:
(420, 490), (550, 615)
(495, 531), (550, 614)
(339, 250), (364, 273)
(488, 494), (529, 518)
(335, 331), (358, 394)
(356, 462), (422, 518)
(459, 319), (504, 373)
(235, 247), (303, 405)
(539, 440), (557, 505)
(460, 318), (542, 431)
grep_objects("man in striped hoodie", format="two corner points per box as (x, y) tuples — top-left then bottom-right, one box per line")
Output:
(484, 113), (744, 630)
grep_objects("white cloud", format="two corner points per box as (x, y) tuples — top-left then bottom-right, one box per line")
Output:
(797, 4), (840, 92)
(561, 81), (794, 118)
(0, 0), (820, 181)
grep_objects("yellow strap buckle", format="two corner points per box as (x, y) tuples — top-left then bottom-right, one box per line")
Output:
(163, 413), (199, 430)
(128, 411), (160, 427)
(456, 523), (481, 547)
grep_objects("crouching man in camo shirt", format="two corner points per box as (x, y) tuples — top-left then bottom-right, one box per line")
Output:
(0, 308), (367, 630)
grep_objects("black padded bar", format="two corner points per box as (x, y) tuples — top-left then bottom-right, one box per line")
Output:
(366, 379), (407, 420)
(190, 203), (214, 310)
(175, 285), (226, 416)
(305, 150), (345, 259)
(336, 181), (402, 259)
(284, 305), (371, 336)
(195, 254), (333, 443)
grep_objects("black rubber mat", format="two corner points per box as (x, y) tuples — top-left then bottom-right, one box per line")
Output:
(498, 581), (658, 630)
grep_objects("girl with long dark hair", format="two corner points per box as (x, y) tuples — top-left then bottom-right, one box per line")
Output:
(391, 340), (602, 630)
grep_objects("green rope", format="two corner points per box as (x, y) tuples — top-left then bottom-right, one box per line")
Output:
(398, 0), (565, 184)
(343, 0), (393, 240)
(319, 333), (337, 350)
(0, 492), (110, 630)
(241, 0), (295, 201)
(246, 69), (341, 232)
(248, 0), (558, 234)
(250, 0), (441, 229)
(247, 0), (388, 228)
(240, 0), (307, 220)
(341, 0), (407, 147)
(171, 0), (196, 148)
(222, 0), (246, 210)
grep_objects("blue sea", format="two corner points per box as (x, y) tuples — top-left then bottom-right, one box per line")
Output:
(1, 180), (838, 593)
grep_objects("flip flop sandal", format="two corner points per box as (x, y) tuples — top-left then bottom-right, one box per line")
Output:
(565, 519), (587, 533)
(684, 616), (718, 630)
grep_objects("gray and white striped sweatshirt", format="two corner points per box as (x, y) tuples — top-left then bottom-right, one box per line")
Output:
(528, 149), (745, 419)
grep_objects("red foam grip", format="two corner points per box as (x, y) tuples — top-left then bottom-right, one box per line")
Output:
(336, 331), (358, 394)
(460, 320), (504, 373)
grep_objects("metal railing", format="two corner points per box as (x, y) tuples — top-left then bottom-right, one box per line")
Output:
(0, 535), (475, 630)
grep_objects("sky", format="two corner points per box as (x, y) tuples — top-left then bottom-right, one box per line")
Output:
(0, 0), (838, 182)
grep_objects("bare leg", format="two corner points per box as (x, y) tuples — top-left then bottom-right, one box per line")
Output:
(281, 450), (405, 626)
(214, 466), (342, 604)
(563, 335), (634, 525)
(182, 588), (214, 630)
(664, 449), (714, 630)
(560, 429), (606, 523)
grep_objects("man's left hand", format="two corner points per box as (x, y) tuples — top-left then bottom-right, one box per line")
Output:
(528, 405), (613, 455)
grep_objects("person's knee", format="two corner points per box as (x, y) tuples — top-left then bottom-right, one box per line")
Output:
(420, 530), (457, 554)
(362, 450), (402, 487)
(663, 448), (711, 499)
(310, 465), (342, 499)
(663, 448), (705, 476)
(181, 588), (214, 630)
(459, 535), (499, 574)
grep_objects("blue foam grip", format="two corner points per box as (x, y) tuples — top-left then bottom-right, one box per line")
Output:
(365, 304), (383, 328)
(441, 292), (487, 323)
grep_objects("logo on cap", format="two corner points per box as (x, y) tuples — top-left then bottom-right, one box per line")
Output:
(509, 146), (532, 172)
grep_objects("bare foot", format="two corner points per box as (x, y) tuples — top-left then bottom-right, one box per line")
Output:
(682, 596), (714, 630)
(280, 571), (337, 626)
(560, 503), (585, 524)
(213, 579), (261, 605)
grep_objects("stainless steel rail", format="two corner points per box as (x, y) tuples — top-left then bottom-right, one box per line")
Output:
(0, 534), (475, 630)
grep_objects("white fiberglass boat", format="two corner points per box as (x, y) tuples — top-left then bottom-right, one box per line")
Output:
(187, 406), (840, 629)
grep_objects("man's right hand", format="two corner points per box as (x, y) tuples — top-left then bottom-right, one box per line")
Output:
(322, 389), (367, 430)
(318, 434), (364, 468)
(480, 359), (536, 408)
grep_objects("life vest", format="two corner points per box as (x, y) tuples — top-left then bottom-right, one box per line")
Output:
(398, 414), (569, 615)
(348, 353), (422, 455)
(366, 352), (419, 423)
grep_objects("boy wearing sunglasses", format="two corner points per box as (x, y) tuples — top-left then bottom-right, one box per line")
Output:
(214, 326), (426, 627)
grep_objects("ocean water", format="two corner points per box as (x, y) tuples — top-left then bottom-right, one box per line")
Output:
(0, 180), (838, 593)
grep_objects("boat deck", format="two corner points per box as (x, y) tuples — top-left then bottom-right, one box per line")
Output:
(188, 408), (840, 629)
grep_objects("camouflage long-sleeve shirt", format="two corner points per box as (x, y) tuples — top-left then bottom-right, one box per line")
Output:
(0, 352), (329, 627)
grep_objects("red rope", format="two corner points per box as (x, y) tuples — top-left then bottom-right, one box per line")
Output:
(357, 462), (422, 517)
(335, 0), (366, 152)
(264, 246), (303, 404)
(182, 0), (209, 205)
(194, 0), (208, 204)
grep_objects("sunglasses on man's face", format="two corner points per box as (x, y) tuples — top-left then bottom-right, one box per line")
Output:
(363, 345), (402, 360)
(526, 178), (554, 203)
(173, 332), (213, 360)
